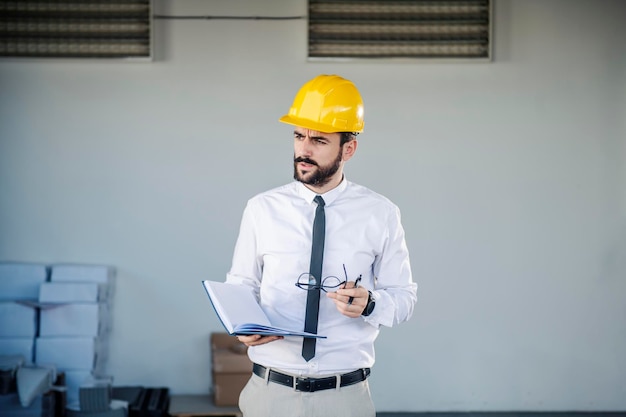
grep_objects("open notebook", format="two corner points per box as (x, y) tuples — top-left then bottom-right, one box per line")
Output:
(202, 280), (326, 338)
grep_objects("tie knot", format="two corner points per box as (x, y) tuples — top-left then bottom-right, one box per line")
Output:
(314, 195), (325, 207)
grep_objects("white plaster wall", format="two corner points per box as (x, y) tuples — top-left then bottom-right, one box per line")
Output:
(0, 0), (624, 412)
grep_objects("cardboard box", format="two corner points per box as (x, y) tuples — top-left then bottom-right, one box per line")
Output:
(211, 333), (252, 406)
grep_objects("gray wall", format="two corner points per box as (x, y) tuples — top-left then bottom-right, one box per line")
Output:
(1, 0), (625, 412)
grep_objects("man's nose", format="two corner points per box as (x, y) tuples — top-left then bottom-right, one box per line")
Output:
(296, 136), (313, 156)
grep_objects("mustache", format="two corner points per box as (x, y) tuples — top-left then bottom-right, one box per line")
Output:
(294, 156), (318, 166)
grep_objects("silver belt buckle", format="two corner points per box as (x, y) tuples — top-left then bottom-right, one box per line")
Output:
(295, 376), (314, 392)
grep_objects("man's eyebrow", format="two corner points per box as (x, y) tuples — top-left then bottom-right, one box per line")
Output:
(293, 130), (330, 141)
(309, 132), (330, 140)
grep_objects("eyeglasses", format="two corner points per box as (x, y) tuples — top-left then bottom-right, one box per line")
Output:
(295, 264), (351, 293)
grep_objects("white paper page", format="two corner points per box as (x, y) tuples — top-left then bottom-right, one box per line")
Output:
(203, 281), (272, 330)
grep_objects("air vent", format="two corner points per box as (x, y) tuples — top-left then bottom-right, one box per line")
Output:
(0, 0), (152, 59)
(308, 0), (491, 60)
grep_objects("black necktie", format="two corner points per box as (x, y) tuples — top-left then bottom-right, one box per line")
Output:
(302, 195), (325, 361)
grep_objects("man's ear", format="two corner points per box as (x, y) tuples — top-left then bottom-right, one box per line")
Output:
(342, 139), (358, 162)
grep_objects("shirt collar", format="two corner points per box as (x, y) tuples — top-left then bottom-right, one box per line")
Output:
(296, 177), (348, 207)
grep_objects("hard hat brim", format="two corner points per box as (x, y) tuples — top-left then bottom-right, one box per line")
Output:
(279, 114), (364, 134)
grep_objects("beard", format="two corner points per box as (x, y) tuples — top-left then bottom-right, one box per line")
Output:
(293, 148), (343, 187)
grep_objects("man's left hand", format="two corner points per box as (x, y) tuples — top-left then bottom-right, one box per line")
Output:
(326, 282), (369, 318)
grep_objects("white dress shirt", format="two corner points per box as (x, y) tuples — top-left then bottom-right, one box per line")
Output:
(226, 178), (417, 376)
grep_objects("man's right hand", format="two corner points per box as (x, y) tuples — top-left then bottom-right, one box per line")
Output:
(237, 334), (283, 346)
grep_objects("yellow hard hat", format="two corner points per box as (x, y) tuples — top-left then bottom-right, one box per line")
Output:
(279, 74), (364, 133)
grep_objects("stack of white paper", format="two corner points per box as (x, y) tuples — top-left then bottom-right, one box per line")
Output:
(0, 262), (48, 301)
(0, 339), (34, 364)
(0, 262), (47, 363)
(35, 264), (115, 405)
(36, 337), (106, 373)
(39, 303), (109, 337)
(0, 302), (37, 337)
(39, 282), (105, 303)
(50, 264), (115, 301)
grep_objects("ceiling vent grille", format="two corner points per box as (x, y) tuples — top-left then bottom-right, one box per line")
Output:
(0, 0), (152, 59)
(308, 0), (491, 60)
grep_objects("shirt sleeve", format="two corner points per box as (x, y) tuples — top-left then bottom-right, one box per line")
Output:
(365, 204), (417, 328)
(225, 200), (263, 300)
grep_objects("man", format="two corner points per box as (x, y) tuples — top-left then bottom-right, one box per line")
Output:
(226, 74), (417, 417)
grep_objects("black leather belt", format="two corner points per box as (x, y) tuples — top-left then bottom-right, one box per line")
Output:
(252, 363), (370, 392)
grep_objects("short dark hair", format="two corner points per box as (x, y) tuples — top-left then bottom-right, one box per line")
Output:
(340, 132), (358, 146)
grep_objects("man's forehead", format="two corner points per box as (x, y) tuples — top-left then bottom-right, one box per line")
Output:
(294, 127), (339, 139)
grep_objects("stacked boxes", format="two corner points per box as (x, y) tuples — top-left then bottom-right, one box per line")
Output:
(34, 264), (116, 405)
(0, 262), (116, 415)
(0, 262), (49, 363)
(0, 262), (49, 301)
(0, 263), (55, 416)
(0, 303), (38, 338)
(210, 333), (253, 406)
